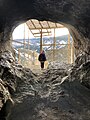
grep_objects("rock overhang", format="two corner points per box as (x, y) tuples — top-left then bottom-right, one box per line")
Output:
(0, 1), (90, 119)
(0, 0), (90, 55)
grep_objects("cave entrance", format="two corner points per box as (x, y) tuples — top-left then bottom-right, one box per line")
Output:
(12, 19), (75, 69)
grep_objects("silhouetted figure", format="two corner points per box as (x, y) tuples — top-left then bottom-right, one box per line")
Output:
(38, 50), (46, 69)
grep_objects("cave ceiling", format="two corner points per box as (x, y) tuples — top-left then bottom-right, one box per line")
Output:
(0, 0), (90, 54)
(0, 0), (90, 32)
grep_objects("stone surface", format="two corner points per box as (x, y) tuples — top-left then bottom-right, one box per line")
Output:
(0, 0), (90, 119)
(8, 60), (90, 120)
(0, 51), (38, 120)
(0, 51), (90, 120)
(0, 78), (13, 120)
(0, 0), (90, 57)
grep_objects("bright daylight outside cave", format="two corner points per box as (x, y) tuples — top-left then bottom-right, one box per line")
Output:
(0, 0), (90, 120)
(12, 19), (74, 71)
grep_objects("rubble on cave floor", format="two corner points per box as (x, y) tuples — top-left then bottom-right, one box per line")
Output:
(10, 61), (90, 120)
(0, 51), (90, 120)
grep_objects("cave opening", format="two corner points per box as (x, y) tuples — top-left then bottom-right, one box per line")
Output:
(12, 19), (75, 71)
(0, 1), (90, 120)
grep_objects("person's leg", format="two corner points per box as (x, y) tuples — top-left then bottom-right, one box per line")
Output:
(43, 62), (44, 69)
(40, 62), (43, 69)
(41, 62), (44, 69)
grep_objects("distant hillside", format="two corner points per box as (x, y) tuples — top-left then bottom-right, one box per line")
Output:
(12, 35), (72, 53)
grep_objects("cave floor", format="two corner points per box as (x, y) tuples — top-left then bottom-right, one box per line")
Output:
(9, 63), (90, 120)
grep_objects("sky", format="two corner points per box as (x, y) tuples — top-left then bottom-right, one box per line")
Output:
(12, 23), (69, 39)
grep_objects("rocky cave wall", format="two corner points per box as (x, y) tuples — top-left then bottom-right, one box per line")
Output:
(0, 1), (90, 120)
(0, 0), (90, 59)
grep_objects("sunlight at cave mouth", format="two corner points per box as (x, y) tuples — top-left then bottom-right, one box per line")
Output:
(12, 19), (75, 70)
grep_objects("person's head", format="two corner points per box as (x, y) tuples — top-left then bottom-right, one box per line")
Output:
(41, 50), (45, 54)
(42, 50), (44, 53)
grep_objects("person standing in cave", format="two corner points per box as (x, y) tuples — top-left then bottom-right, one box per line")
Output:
(38, 50), (46, 70)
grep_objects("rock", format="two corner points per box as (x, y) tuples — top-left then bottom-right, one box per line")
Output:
(70, 61), (90, 89)
(75, 52), (90, 66)
(0, 51), (38, 119)
(0, 79), (14, 120)
(0, 0), (90, 119)
(0, 0), (90, 60)
(0, 51), (89, 120)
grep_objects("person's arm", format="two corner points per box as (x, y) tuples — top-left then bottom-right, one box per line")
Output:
(38, 54), (40, 61)
(44, 54), (46, 61)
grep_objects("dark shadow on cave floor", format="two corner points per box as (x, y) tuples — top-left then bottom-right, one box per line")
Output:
(0, 51), (90, 120)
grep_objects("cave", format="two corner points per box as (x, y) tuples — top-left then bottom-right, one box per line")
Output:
(0, 0), (90, 120)
(12, 20), (74, 67)
(0, 0), (90, 58)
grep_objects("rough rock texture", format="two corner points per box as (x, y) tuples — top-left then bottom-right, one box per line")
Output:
(0, 51), (38, 120)
(0, 79), (13, 120)
(0, 0), (90, 58)
(8, 59), (90, 120)
(0, 51), (90, 120)
(0, 0), (90, 119)
(70, 55), (90, 89)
